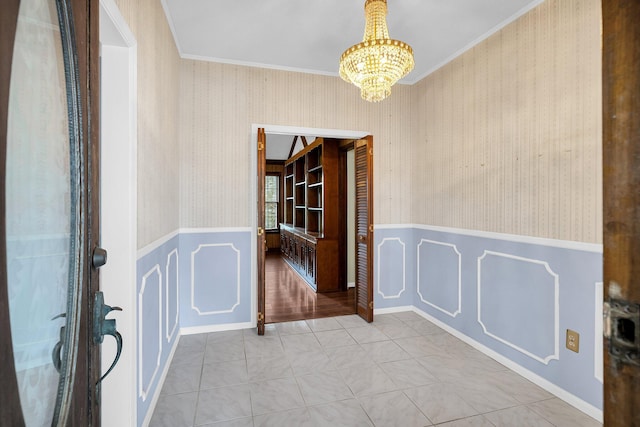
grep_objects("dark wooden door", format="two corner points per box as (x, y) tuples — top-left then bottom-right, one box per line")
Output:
(0, 0), (101, 425)
(257, 128), (266, 335)
(603, 1), (640, 425)
(355, 137), (374, 322)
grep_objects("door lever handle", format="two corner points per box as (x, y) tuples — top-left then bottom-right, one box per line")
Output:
(93, 291), (123, 384)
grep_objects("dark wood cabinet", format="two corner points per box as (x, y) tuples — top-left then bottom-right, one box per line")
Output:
(280, 137), (342, 292)
(280, 226), (340, 292)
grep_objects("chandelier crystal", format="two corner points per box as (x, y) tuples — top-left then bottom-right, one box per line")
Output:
(339, 0), (414, 102)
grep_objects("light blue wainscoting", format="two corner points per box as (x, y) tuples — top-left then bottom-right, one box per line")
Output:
(136, 233), (180, 427)
(374, 227), (415, 309)
(374, 225), (603, 413)
(178, 230), (252, 329)
(413, 226), (603, 412)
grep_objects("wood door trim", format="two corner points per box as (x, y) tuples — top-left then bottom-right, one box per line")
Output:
(257, 128), (266, 335)
(0, 0), (27, 424)
(85, 0), (101, 424)
(603, 1), (640, 425)
(68, 0), (99, 424)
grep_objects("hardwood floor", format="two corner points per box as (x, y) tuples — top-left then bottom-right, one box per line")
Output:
(265, 252), (355, 324)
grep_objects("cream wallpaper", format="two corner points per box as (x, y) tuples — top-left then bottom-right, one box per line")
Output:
(178, 62), (413, 228)
(114, 0), (602, 246)
(115, 0), (181, 248)
(411, 0), (602, 243)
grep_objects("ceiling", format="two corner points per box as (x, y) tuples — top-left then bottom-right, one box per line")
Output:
(162, 0), (543, 160)
(266, 134), (317, 161)
(161, 0), (543, 85)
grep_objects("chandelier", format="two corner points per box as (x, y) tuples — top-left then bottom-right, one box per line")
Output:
(339, 0), (414, 102)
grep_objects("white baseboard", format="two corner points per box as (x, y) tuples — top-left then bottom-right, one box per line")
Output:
(141, 335), (181, 427)
(374, 305), (414, 315)
(180, 321), (253, 335)
(410, 306), (603, 423)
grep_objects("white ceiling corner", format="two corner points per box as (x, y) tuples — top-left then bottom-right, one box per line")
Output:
(161, 0), (544, 85)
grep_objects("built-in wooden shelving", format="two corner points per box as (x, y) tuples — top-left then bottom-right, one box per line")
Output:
(280, 137), (340, 292)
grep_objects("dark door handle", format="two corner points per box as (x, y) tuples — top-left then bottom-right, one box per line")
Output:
(51, 313), (66, 373)
(93, 291), (123, 384)
(98, 331), (122, 384)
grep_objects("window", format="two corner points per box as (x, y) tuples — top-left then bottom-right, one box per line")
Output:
(265, 175), (279, 230)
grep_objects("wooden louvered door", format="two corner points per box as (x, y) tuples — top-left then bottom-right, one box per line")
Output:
(355, 137), (373, 322)
(257, 128), (266, 335)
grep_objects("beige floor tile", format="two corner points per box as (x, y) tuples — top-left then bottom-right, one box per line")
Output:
(150, 313), (599, 427)
(484, 406), (554, 427)
(529, 398), (602, 427)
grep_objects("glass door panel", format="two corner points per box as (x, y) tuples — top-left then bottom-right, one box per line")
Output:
(6, 0), (82, 424)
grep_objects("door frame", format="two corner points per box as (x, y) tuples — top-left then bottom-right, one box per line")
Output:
(98, 0), (138, 425)
(602, 1), (640, 424)
(256, 128), (266, 334)
(250, 124), (369, 328)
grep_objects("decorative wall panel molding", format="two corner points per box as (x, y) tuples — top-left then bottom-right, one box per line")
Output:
(138, 265), (163, 401)
(165, 250), (179, 342)
(416, 239), (462, 318)
(594, 281), (603, 383)
(477, 251), (559, 364)
(191, 243), (241, 315)
(376, 238), (406, 299)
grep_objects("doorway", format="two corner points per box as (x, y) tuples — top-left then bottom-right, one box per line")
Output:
(252, 125), (373, 334)
(263, 135), (356, 323)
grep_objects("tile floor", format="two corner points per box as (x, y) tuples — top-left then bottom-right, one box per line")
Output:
(150, 312), (602, 427)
